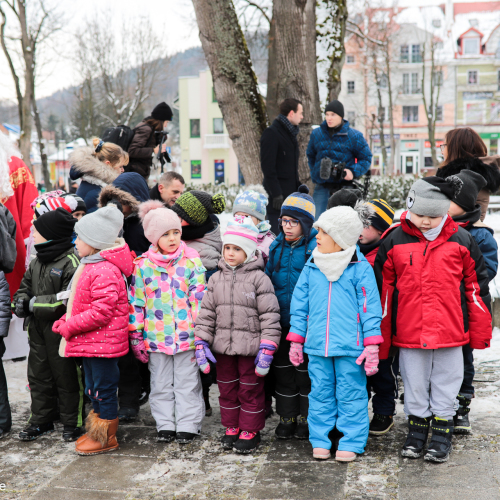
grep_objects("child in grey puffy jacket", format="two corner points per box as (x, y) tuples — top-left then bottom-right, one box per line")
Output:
(195, 216), (281, 454)
(0, 271), (12, 437)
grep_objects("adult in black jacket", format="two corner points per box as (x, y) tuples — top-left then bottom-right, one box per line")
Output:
(261, 98), (303, 233)
(127, 102), (173, 180)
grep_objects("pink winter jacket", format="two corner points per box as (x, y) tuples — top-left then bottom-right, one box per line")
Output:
(59, 239), (134, 358)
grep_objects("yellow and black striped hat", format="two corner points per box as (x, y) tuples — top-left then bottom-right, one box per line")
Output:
(365, 199), (395, 232)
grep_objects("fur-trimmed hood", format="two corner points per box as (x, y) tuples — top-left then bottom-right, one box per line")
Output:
(437, 156), (500, 193)
(69, 147), (119, 186)
(99, 185), (141, 213)
(98, 172), (150, 214)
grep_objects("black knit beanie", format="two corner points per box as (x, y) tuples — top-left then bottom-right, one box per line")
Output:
(171, 190), (226, 226)
(448, 170), (487, 213)
(327, 188), (362, 210)
(325, 100), (344, 118)
(151, 102), (173, 121)
(33, 207), (77, 241)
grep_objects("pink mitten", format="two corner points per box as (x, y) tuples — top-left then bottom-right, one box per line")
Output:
(289, 342), (304, 367)
(53, 319), (71, 340)
(130, 331), (149, 363)
(356, 345), (379, 376)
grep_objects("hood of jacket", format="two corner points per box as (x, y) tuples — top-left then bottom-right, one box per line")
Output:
(185, 223), (222, 271)
(453, 205), (482, 229)
(69, 147), (119, 186)
(98, 173), (150, 214)
(99, 238), (134, 276)
(437, 156), (500, 193)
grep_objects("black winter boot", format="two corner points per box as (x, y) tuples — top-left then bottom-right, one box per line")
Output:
(221, 427), (240, 449)
(454, 395), (472, 434)
(275, 417), (297, 439)
(176, 432), (198, 444)
(424, 417), (454, 463)
(19, 422), (55, 441)
(62, 425), (83, 442)
(369, 414), (394, 435)
(233, 431), (261, 454)
(401, 415), (430, 458)
(294, 416), (309, 439)
(118, 407), (138, 423)
(157, 430), (176, 443)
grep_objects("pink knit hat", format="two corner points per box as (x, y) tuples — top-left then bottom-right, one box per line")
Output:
(139, 200), (182, 246)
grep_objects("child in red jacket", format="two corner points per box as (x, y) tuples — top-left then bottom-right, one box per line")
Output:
(374, 177), (491, 463)
(53, 204), (133, 456)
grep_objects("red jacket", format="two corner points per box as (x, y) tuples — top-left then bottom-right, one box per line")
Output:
(62, 240), (134, 358)
(374, 212), (492, 359)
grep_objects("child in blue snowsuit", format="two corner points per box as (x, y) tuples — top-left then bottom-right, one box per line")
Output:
(288, 204), (383, 461)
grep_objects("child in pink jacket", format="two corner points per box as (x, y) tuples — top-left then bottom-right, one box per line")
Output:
(52, 204), (133, 456)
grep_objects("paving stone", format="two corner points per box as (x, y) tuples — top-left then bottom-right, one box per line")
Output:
(32, 487), (127, 500)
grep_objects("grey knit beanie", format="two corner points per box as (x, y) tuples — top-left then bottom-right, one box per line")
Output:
(75, 204), (124, 249)
(406, 177), (459, 217)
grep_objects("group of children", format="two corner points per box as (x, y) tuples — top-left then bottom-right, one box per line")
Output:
(7, 161), (495, 463)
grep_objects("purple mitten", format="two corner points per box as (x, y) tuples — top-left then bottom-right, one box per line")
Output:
(130, 331), (149, 363)
(255, 341), (278, 377)
(194, 338), (216, 374)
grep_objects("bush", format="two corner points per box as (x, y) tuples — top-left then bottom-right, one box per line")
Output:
(365, 174), (422, 209)
(184, 183), (244, 212)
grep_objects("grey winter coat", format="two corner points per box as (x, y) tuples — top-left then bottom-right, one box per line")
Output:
(0, 203), (16, 274)
(185, 224), (223, 272)
(195, 252), (281, 356)
(0, 272), (11, 338)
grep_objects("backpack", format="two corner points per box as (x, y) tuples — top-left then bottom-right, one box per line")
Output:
(101, 125), (136, 151)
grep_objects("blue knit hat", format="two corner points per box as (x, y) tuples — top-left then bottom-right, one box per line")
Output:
(232, 185), (268, 221)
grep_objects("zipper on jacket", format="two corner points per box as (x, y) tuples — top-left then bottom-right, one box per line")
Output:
(357, 313), (360, 346)
(287, 245), (294, 304)
(229, 269), (236, 347)
(361, 287), (367, 313)
(423, 242), (429, 256)
(325, 282), (332, 357)
(410, 252), (413, 265)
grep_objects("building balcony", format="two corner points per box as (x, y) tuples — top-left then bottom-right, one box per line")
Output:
(204, 134), (230, 149)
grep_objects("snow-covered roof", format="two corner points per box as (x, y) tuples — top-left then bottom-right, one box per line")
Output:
(453, 11), (500, 43)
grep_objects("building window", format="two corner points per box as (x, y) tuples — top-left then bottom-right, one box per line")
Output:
(432, 70), (443, 86)
(403, 73), (419, 94)
(213, 118), (224, 134)
(436, 105), (443, 122)
(190, 119), (200, 138)
(346, 55), (355, 64)
(497, 70), (500, 91)
(400, 45), (409, 63)
(378, 74), (388, 88)
(463, 37), (480, 55)
(412, 44), (422, 63)
(403, 106), (419, 123)
(347, 111), (355, 126)
(212, 88), (217, 102)
(468, 70), (478, 85)
(432, 19), (441, 28)
(347, 81), (355, 94)
(491, 139), (498, 155)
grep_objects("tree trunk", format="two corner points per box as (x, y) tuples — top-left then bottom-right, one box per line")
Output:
(384, 49), (396, 174)
(192, 0), (268, 185)
(32, 96), (52, 190)
(266, 16), (279, 123)
(271, 0), (322, 184)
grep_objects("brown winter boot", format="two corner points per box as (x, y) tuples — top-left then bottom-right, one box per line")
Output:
(76, 410), (99, 446)
(75, 417), (119, 455)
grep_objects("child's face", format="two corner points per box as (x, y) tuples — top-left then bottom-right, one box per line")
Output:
(409, 212), (443, 233)
(157, 229), (181, 254)
(72, 211), (86, 221)
(316, 227), (342, 254)
(75, 236), (95, 257)
(224, 244), (246, 267)
(234, 212), (260, 226)
(121, 204), (132, 217)
(280, 216), (303, 239)
(447, 201), (466, 218)
(359, 225), (382, 245)
(33, 227), (47, 245)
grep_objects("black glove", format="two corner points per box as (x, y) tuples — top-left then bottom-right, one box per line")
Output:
(272, 195), (284, 211)
(13, 297), (31, 318)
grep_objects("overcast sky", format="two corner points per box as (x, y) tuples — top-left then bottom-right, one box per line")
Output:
(0, 0), (201, 101)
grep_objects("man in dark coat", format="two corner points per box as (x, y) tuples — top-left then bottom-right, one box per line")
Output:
(260, 98), (303, 233)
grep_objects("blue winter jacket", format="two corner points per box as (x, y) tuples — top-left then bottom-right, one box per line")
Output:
(469, 226), (498, 282)
(289, 248), (383, 358)
(265, 230), (318, 326)
(306, 120), (372, 185)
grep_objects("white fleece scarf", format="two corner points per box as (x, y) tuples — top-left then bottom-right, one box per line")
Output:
(312, 245), (356, 282)
(407, 212), (448, 242)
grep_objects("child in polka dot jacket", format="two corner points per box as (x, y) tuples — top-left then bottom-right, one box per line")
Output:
(129, 200), (207, 444)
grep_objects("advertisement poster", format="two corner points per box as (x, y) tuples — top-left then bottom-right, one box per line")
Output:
(214, 159), (224, 184)
(191, 160), (201, 179)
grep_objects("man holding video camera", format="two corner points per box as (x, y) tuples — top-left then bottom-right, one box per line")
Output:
(307, 100), (372, 218)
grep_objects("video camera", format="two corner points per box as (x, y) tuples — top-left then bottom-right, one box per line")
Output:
(155, 130), (171, 172)
(320, 157), (347, 182)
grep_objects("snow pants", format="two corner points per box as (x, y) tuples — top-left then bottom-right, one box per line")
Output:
(399, 347), (463, 420)
(148, 350), (204, 434)
(217, 354), (265, 433)
(367, 353), (399, 416)
(0, 339), (11, 432)
(308, 355), (369, 453)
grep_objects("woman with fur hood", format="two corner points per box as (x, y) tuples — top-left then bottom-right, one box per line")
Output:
(436, 127), (500, 222)
(69, 138), (129, 214)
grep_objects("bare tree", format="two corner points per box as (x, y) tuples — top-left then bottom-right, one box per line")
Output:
(73, 14), (169, 129)
(0, 0), (61, 188)
(421, 37), (442, 168)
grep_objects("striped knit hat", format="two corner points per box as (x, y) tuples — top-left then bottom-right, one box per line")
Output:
(365, 199), (395, 232)
(31, 191), (76, 219)
(223, 215), (259, 263)
(280, 184), (316, 235)
(172, 190), (225, 226)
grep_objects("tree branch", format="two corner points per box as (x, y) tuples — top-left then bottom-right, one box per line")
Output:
(346, 21), (385, 46)
(240, 0), (270, 25)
